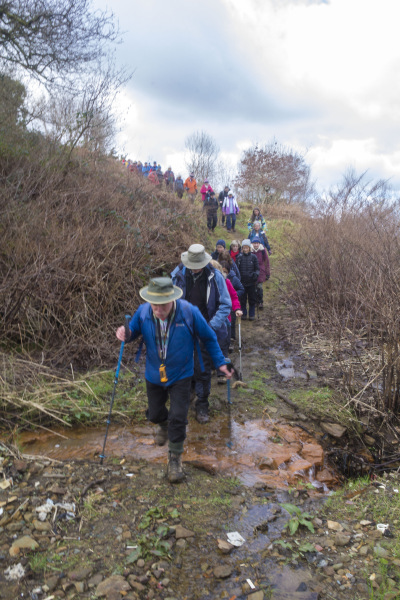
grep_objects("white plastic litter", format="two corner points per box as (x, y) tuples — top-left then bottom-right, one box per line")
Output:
(246, 579), (256, 589)
(227, 531), (245, 547)
(125, 473), (135, 477)
(36, 498), (75, 521)
(4, 563), (25, 581)
(36, 498), (54, 520)
(377, 523), (389, 533)
(394, 489), (399, 493)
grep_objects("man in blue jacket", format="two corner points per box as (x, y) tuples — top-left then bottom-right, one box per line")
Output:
(171, 244), (232, 423)
(116, 277), (232, 483)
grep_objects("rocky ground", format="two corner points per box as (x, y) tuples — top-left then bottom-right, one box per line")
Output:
(1, 451), (400, 600)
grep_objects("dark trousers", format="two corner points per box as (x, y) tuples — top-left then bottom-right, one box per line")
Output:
(226, 213), (236, 231)
(231, 311), (236, 339)
(146, 376), (192, 444)
(241, 283), (257, 317)
(207, 213), (217, 231)
(193, 341), (213, 413)
(219, 322), (231, 358)
(256, 283), (263, 304)
(221, 211), (225, 225)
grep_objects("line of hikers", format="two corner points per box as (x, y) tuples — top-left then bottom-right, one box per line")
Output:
(115, 208), (272, 483)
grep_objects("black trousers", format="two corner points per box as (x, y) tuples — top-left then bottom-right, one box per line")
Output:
(240, 283), (257, 317)
(146, 376), (192, 444)
(207, 213), (217, 230)
(193, 341), (213, 412)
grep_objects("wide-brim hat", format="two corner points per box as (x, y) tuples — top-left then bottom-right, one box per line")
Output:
(139, 277), (182, 304)
(181, 244), (212, 270)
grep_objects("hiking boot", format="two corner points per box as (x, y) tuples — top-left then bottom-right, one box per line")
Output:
(196, 411), (209, 424)
(249, 316), (255, 321)
(167, 452), (185, 483)
(155, 422), (168, 446)
(242, 315), (247, 320)
(258, 303), (264, 310)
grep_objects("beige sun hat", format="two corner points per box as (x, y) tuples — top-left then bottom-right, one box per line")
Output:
(181, 244), (212, 270)
(139, 277), (182, 304)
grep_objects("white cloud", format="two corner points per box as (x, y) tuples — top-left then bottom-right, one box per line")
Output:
(94, 0), (400, 192)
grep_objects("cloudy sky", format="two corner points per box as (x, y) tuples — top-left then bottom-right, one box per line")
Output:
(94, 0), (400, 192)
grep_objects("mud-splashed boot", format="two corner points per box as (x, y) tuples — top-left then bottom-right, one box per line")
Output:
(155, 421), (168, 446)
(167, 452), (185, 483)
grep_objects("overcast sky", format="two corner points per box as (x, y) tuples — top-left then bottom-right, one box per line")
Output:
(94, 0), (400, 192)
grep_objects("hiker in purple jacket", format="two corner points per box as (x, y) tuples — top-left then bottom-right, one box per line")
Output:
(222, 191), (239, 232)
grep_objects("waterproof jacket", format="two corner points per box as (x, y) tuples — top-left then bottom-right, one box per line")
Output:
(184, 177), (197, 194)
(226, 278), (241, 322)
(127, 300), (226, 386)
(249, 229), (271, 252)
(171, 263), (231, 339)
(222, 196), (239, 215)
(142, 164), (150, 177)
(203, 196), (219, 216)
(164, 169), (175, 185)
(200, 184), (214, 202)
(228, 270), (244, 300)
(218, 189), (229, 207)
(252, 245), (270, 282)
(247, 209), (267, 232)
(236, 252), (259, 285)
(174, 177), (184, 191)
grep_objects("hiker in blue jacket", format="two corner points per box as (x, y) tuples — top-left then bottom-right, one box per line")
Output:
(116, 277), (232, 483)
(171, 244), (232, 422)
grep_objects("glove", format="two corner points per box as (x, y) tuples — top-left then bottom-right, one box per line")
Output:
(252, 272), (259, 281)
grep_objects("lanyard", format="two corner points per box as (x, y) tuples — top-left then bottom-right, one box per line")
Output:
(155, 312), (173, 361)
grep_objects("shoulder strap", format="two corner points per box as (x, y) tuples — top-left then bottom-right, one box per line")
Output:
(180, 301), (205, 373)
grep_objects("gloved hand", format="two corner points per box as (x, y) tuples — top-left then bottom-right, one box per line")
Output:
(252, 272), (259, 281)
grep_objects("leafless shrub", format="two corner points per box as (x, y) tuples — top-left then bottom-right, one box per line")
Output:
(235, 139), (316, 205)
(284, 170), (400, 416)
(0, 155), (204, 368)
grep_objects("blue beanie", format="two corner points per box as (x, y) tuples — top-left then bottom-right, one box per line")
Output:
(216, 239), (226, 248)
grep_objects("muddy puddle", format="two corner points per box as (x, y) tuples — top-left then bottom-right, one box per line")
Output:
(19, 416), (336, 491)
(270, 347), (307, 379)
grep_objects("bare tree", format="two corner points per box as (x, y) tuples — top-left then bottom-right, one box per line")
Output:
(235, 139), (315, 205)
(0, 0), (120, 86)
(184, 130), (220, 182)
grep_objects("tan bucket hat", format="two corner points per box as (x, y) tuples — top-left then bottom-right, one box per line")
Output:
(139, 277), (182, 304)
(181, 244), (212, 270)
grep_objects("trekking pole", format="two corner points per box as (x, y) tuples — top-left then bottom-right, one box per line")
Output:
(99, 315), (130, 465)
(226, 377), (233, 449)
(238, 316), (243, 381)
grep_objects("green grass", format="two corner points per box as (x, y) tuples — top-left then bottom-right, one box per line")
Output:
(287, 386), (355, 426)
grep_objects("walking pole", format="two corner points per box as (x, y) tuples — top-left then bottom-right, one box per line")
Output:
(238, 316), (243, 381)
(99, 316), (130, 465)
(226, 377), (233, 449)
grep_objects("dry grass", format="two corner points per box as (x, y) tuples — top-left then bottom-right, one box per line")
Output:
(0, 153), (205, 368)
(283, 173), (400, 419)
